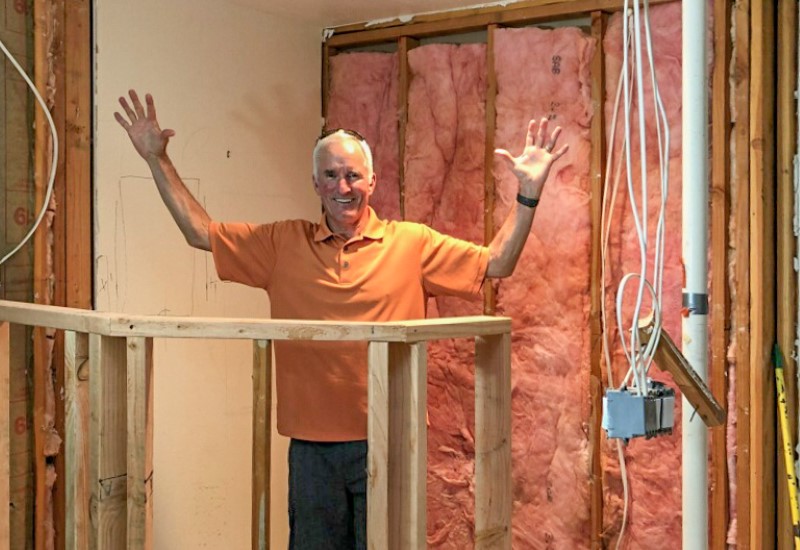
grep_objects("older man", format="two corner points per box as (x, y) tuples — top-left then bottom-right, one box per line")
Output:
(115, 89), (567, 550)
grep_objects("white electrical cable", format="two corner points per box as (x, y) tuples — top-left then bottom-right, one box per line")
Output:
(0, 37), (59, 267)
(599, 1), (671, 548)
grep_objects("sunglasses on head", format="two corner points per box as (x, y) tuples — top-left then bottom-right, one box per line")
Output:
(317, 128), (367, 143)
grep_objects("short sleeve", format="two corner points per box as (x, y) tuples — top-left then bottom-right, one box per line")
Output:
(209, 221), (277, 289)
(419, 226), (489, 299)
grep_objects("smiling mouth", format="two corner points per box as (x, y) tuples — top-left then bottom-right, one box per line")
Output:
(334, 198), (355, 204)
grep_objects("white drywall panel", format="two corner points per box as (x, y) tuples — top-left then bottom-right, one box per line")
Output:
(94, 0), (321, 547)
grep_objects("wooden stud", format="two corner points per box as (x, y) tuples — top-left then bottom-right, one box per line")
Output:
(749, 1), (776, 547)
(732, 0), (751, 545)
(89, 335), (128, 549)
(710, 1), (732, 548)
(65, 331), (90, 549)
(397, 36), (419, 220)
(252, 340), (271, 550)
(64, 0), (93, 313)
(474, 333), (511, 549)
(0, 322), (9, 548)
(126, 337), (152, 549)
(588, 12), (606, 549)
(367, 341), (390, 549)
(776, 0), (798, 547)
(322, 44), (337, 123)
(484, 24), (498, 316)
(33, 0), (54, 546)
(387, 342), (427, 548)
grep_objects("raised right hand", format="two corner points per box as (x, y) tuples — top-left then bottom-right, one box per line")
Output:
(114, 89), (175, 161)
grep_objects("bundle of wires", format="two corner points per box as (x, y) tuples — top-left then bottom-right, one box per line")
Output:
(0, 35), (59, 267)
(600, 0), (671, 547)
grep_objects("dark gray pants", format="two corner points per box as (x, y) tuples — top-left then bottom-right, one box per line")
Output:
(288, 439), (367, 550)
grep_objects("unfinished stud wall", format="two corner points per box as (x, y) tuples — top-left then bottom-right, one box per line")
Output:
(1, 0), (35, 546)
(94, 0), (321, 547)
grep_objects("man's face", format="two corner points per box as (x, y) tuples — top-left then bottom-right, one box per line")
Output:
(313, 136), (376, 236)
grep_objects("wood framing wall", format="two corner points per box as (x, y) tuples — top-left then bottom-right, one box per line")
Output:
(323, 0), (780, 548)
(32, 0), (92, 548)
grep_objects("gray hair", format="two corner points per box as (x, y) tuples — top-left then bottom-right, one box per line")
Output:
(313, 129), (374, 179)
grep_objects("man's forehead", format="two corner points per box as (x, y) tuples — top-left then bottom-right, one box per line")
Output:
(318, 137), (368, 164)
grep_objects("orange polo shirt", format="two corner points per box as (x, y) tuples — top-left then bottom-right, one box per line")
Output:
(209, 207), (488, 441)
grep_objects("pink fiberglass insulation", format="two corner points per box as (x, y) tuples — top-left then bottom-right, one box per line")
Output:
(403, 43), (488, 547)
(493, 27), (595, 549)
(326, 52), (401, 221)
(601, 2), (704, 547)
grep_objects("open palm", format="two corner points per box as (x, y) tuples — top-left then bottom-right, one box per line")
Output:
(114, 90), (175, 161)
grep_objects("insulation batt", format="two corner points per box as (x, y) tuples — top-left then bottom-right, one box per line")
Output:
(600, 2), (714, 547)
(326, 52), (401, 220)
(404, 43), (488, 547)
(493, 27), (595, 549)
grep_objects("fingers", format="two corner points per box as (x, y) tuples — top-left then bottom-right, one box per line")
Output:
(118, 95), (137, 122)
(145, 93), (157, 121)
(494, 148), (514, 165)
(551, 143), (569, 160)
(113, 111), (130, 130)
(545, 127), (562, 153)
(524, 119), (537, 149)
(535, 117), (548, 149)
(129, 89), (146, 119)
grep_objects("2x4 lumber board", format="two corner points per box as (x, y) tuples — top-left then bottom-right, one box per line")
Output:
(0, 300), (511, 341)
(638, 326), (725, 426)
(49, 0), (67, 543)
(65, 331), (90, 549)
(710, 1), (732, 547)
(749, 0), (777, 547)
(322, 43), (336, 121)
(474, 333), (511, 549)
(252, 340), (272, 550)
(387, 342), (427, 548)
(64, 0), (92, 311)
(397, 36), (419, 221)
(776, 0), (798, 547)
(367, 341), (390, 549)
(89, 335), (128, 549)
(0, 323), (10, 548)
(325, 0), (674, 48)
(588, 12), (606, 549)
(33, 0), (54, 546)
(484, 25), (498, 316)
(732, 0), (752, 545)
(126, 337), (152, 549)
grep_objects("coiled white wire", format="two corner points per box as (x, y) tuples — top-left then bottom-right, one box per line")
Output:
(0, 36), (58, 267)
(600, 1), (671, 548)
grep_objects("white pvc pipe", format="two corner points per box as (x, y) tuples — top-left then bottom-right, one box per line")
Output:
(681, 1), (709, 548)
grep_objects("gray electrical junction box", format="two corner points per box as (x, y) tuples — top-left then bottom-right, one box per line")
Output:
(602, 381), (675, 440)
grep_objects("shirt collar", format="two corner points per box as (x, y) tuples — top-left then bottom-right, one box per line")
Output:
(313, 206), (387, 242)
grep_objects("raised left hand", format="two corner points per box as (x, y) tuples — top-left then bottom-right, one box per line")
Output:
(494, 117), (568, 199)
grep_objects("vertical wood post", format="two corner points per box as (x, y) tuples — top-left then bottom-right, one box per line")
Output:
(484, 24), (498, 315)
(398, 36), (419, 220)
(252, 340), (272, 550)
(126, 337), (152, 549)
(588, 11), (606, 549)
(89, 335), (128, 549)
(388, 342), (427, 548)
(474, 333), (511, 549)
(776, 1), (798, 548)
(367, 341), (390, 549)
(65, 331), (90, 549)
(710, 1), (732, 548)
(367, 341), (427, 550)
(0, 322), (9, 548)
(732, 1), (752, 546)
(750, 1), (777, 547)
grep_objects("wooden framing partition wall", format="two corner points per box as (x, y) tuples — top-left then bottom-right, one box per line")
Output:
(32, 0), (93, 548)
(321, 0), (782, 548)
(0, 300), (513, 550)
